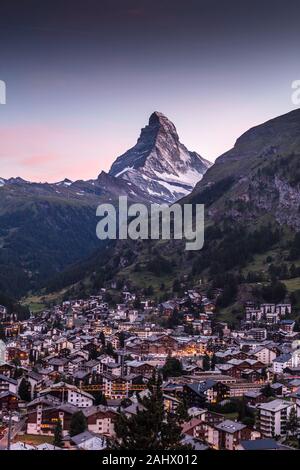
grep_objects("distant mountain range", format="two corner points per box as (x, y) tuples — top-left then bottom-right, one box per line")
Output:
(0, 112), (210, 206)
(0, 112), (209, 297)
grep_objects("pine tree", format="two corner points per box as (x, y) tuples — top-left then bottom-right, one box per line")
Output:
(18, 378), (31, 402)
(70, 411), (87, 437)
(176, 398), (189, 423)
(0, 323), (6, 341)
(286, 407), (299, 438)
(210, 353), (217, 370)
(13, 367), (23, 379)
(237, 398), (247, 421)
(104, 342), (117, 359)
(117, 331), (126, 348)
(262, 383), (273, 398)
(162, 356), (183, 379)
(202, 354), (211, 371)
(99, 331), (106, 348)
(53, 419), (63, 448)
(112, 371), (189, 450)
(94, 390), (107, 406)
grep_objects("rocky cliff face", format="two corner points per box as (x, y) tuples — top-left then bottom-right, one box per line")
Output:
(109, 111), (211, 203)
(186, 108), (300, 230)
(38, 108), (300, 297)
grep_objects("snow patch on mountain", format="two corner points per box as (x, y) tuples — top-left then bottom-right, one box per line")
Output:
(109, 111), (211, 203)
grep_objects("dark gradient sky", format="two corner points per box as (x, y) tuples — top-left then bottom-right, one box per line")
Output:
(0, 0), (300, 181)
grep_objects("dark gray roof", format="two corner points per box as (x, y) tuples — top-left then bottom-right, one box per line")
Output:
(0, 374), (17, 385)
(28, 371), (43, 381)
(0, 391), (17, 398)
(275, 353), (292, 363)
(186, 380), (216, 396)
(271, 383), (283, 389)
(240, 439), (279, 450)
(71, 430), (104, 445)
(215, 419), (246, 433)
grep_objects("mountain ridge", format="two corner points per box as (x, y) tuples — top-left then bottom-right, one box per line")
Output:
(41, 108), (300, 303)
(0, 111), (209, 298)
(109, 111), (211, 203)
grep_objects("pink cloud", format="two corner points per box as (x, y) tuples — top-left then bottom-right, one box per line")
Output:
(21, 154), (60, 167)
(0, 123), (120, 182)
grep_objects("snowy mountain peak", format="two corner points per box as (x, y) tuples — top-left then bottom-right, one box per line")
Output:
(7, 177), (29, 185)
(109, 111), (212, 203)
(55, 178), (73, 187)
(148, 111), (178, 135)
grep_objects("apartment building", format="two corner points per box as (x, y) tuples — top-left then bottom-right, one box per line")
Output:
(256, 399), (296, 438)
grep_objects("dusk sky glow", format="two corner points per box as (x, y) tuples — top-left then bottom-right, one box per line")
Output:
(0, 0), (300, 182)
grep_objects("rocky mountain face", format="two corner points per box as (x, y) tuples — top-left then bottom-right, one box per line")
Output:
(6, 108), (300, 300)
(185, 108), (300, 229)
(109, 111), (211, 203)
(47, 108), (300, 299)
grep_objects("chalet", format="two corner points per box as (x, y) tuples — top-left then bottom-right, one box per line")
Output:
(126, 360), (156, 377)
(73, 370), (93, 388)
(101, 373), (143, 399)
(47, 357), (68, 373)
(84, 406), (117, 437)
(102, 362), (122, 377)
(253, 345), (277, 365)
(247, 328), (267, 341)
(270, 382), (287, 397)
(215, 349), (256, 363)
(240, 368), (263, 383)
(222, 382), (262, 398)
(39, 382), (94, 408)
(0, 374), (18, 394)
(216, 359), (265, 379)
(70, 431), (107, 450)
(183, 380), (227, 406)
(5, 347), (29, 365)
(162, 387), (181, 410)
(160, 301), (178, 316)
(0, 391), (19, 410)
(123, 401), (145, 417)
(0, 363), (15, 377)
(212, 420), (252, 450)
(272, 353), (292, 374)
(279, 320), (295, 335)
(27, 397), (76, 436)
(26, 371), (44, 399)
(181, 417), (203, 439)
(84, 359), (102, 374)
(244, 390), (265, 406)
(189, 410), (225, 443)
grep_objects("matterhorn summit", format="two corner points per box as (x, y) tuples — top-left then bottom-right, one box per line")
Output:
(109, 111), (211, 203)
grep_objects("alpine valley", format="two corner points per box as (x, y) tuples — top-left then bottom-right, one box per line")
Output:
(2, 109), (300, 326)
(37, 108), (300, 326)
(0, 112), (210, 299)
